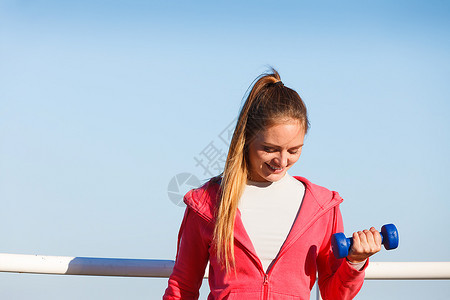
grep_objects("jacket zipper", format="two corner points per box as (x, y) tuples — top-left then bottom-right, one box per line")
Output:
(235, 241), (270, 299)
(263, 273), (269, 300)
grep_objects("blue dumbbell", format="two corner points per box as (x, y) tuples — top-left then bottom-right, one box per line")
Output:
(331, 224), (399, 259)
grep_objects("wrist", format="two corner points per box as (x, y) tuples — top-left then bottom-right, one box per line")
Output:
(346, 257), (367, 264)
(346, 257), (367, 271)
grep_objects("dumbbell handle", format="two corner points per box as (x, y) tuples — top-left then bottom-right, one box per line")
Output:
(338, 234), (385, 254)
(345, 230), (389, 247)
(331, 224), (399, 259)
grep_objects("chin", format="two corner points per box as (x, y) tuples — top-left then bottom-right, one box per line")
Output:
(264, 171), (287, 182)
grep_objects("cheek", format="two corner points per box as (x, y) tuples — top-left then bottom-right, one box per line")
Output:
(253, 150), (270, 161)
(289, 153), (302, 165)
(250, 152), (275, 170)
(259, 152), (276, 164)
(249, 149), (264, 168)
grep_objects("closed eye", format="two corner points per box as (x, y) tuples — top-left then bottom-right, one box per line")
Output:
(288, 146), (303, 154)
(263, 146), (277, 153)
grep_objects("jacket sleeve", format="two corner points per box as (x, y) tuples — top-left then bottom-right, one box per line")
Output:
(316, 204), (368, 300)
(163, 207), (210, 300)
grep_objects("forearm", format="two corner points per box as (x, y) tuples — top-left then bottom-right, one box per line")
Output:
(318, 255), (367, 300)
(317, 205), (366, 299)
(163, 208), (210, 299)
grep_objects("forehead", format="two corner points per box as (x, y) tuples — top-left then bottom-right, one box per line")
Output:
(253, 121), (305, 146)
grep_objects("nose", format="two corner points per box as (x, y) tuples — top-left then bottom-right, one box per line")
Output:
(274, 151), (288, 168)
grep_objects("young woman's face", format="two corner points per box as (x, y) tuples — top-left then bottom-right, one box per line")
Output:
(247, 119), (305, 182)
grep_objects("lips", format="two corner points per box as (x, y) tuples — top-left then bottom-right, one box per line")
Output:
(266, 163), (284, 172)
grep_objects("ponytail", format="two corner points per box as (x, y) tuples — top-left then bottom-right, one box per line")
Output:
(213, 68), (308, 273)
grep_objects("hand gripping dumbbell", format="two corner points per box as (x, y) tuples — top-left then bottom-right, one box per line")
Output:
(331, 224), (399, 259)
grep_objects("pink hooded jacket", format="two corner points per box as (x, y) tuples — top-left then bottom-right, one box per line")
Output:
(163, 176), (367, 300)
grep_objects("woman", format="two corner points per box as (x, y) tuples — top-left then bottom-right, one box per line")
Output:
(163, 69), (381, 299)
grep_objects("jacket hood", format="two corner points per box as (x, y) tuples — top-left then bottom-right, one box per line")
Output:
(183, 178), (221, 222)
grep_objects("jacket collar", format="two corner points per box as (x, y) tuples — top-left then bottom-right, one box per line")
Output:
(278, 176), (343, 256)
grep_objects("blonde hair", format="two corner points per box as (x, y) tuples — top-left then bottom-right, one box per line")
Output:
(213, 68), (309, 273)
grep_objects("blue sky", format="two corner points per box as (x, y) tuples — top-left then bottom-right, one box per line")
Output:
(1, 0), (449, 299)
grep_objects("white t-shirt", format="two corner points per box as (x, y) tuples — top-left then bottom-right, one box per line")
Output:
(238, 173), (304, 272)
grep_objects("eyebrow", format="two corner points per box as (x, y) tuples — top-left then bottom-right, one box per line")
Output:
(262, 143), (304, 149)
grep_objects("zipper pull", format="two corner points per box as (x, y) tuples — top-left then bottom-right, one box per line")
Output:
(263, 274), (269, 285)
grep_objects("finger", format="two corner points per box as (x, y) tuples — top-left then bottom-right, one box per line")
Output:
(370, 227), (382, 247)
(352, 231), (360, 243)
(358, 231), (369, 249)
(350, 231), (361, 253)
(364, 229), (379, 253)
(365, 229), (376, 246)
(352, 231), (361, 247)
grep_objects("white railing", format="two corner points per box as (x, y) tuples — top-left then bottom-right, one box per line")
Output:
(0, 253), (174, 278)
(1, 253), (449, 299)
(1, 253), (449, 280)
